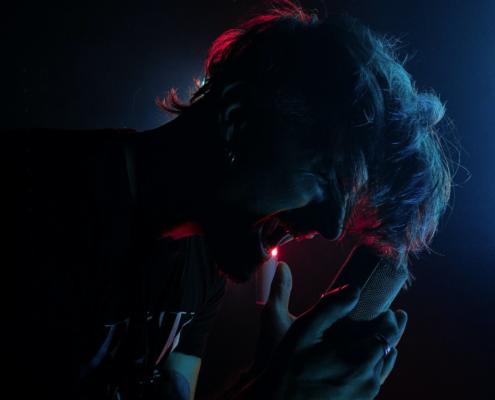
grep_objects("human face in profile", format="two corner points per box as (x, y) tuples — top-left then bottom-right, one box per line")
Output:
(203, 117), (346, 282)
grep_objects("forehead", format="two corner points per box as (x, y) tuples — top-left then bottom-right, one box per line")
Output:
(243, 100), (338, 170)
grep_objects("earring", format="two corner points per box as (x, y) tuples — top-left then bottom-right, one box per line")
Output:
(226, 147), (236, 166)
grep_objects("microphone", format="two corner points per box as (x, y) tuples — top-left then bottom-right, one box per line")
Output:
(255, 244), (407, 321)
(328, 246), (408, 321)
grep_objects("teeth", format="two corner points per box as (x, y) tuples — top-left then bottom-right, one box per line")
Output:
(262, 224), (292, 251)
(263, 218), (279, 237)
(257, 219), (317, 258)
(277, 233), (294, 247)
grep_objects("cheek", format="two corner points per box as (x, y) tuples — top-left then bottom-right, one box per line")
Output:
(250, 174), (324, 215)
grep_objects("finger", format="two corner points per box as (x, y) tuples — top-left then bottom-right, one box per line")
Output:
(295, 285), (360, 350)
(290, 343), (342, 381)
(267, 262), (292, 310)
(392, 310), (408, 346)
(379, 347), (398, 384)
(360, 310), (408, 367)
(377, 309), (407, 344)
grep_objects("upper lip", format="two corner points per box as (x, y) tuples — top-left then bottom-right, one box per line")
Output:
(258, 217), (316, 257)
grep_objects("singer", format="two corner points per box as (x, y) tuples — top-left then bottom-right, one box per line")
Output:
(6, 1), (452, 399)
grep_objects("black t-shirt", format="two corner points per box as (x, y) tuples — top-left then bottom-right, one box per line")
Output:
(4, 128), (225, 399)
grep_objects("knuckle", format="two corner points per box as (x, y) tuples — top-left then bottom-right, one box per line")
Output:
(377, 310), (397, 330)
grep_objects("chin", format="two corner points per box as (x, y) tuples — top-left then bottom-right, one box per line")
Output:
(206, 229), (267, 283)
(200, 205), (271, 282)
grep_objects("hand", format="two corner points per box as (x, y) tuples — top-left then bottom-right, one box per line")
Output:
(256, 283), (408, 400)
(251, 262), (296, 374)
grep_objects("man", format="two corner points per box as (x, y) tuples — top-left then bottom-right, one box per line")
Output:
(5, 1), (452, 399)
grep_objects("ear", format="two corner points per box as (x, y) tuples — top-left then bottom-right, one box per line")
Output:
(218, 81), (249, 145)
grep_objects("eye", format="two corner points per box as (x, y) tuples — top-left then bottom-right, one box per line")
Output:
(297, 170), (332, 203)
(297, 170), (331, 186)
(315, 172), (332, 187)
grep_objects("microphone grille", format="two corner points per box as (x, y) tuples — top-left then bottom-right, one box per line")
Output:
(349, 259), (408, 321)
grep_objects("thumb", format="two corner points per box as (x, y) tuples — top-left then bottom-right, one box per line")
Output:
(267, 262), (292, 311)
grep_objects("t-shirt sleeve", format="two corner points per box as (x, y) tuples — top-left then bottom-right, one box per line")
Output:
(174, 276), (226, 358)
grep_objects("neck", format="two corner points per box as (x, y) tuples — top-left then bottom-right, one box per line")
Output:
(133, 108), (225, 237)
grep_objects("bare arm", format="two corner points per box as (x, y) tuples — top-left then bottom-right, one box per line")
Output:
(160, 352), (202, 400)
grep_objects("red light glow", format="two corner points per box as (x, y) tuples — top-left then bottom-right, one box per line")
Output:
(270, 247), (278, 258)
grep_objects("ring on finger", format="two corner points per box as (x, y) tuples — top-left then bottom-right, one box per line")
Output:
(374, 333), (392, 358)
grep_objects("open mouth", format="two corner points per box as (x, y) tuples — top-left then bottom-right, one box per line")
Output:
(258, 217), (292, 257)
(258, 217), (318, 257)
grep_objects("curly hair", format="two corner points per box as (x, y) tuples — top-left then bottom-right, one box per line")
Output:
(158, 0), (453, 267)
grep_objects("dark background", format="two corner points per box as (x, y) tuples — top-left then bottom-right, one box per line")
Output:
(2, 0), (494, 398)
